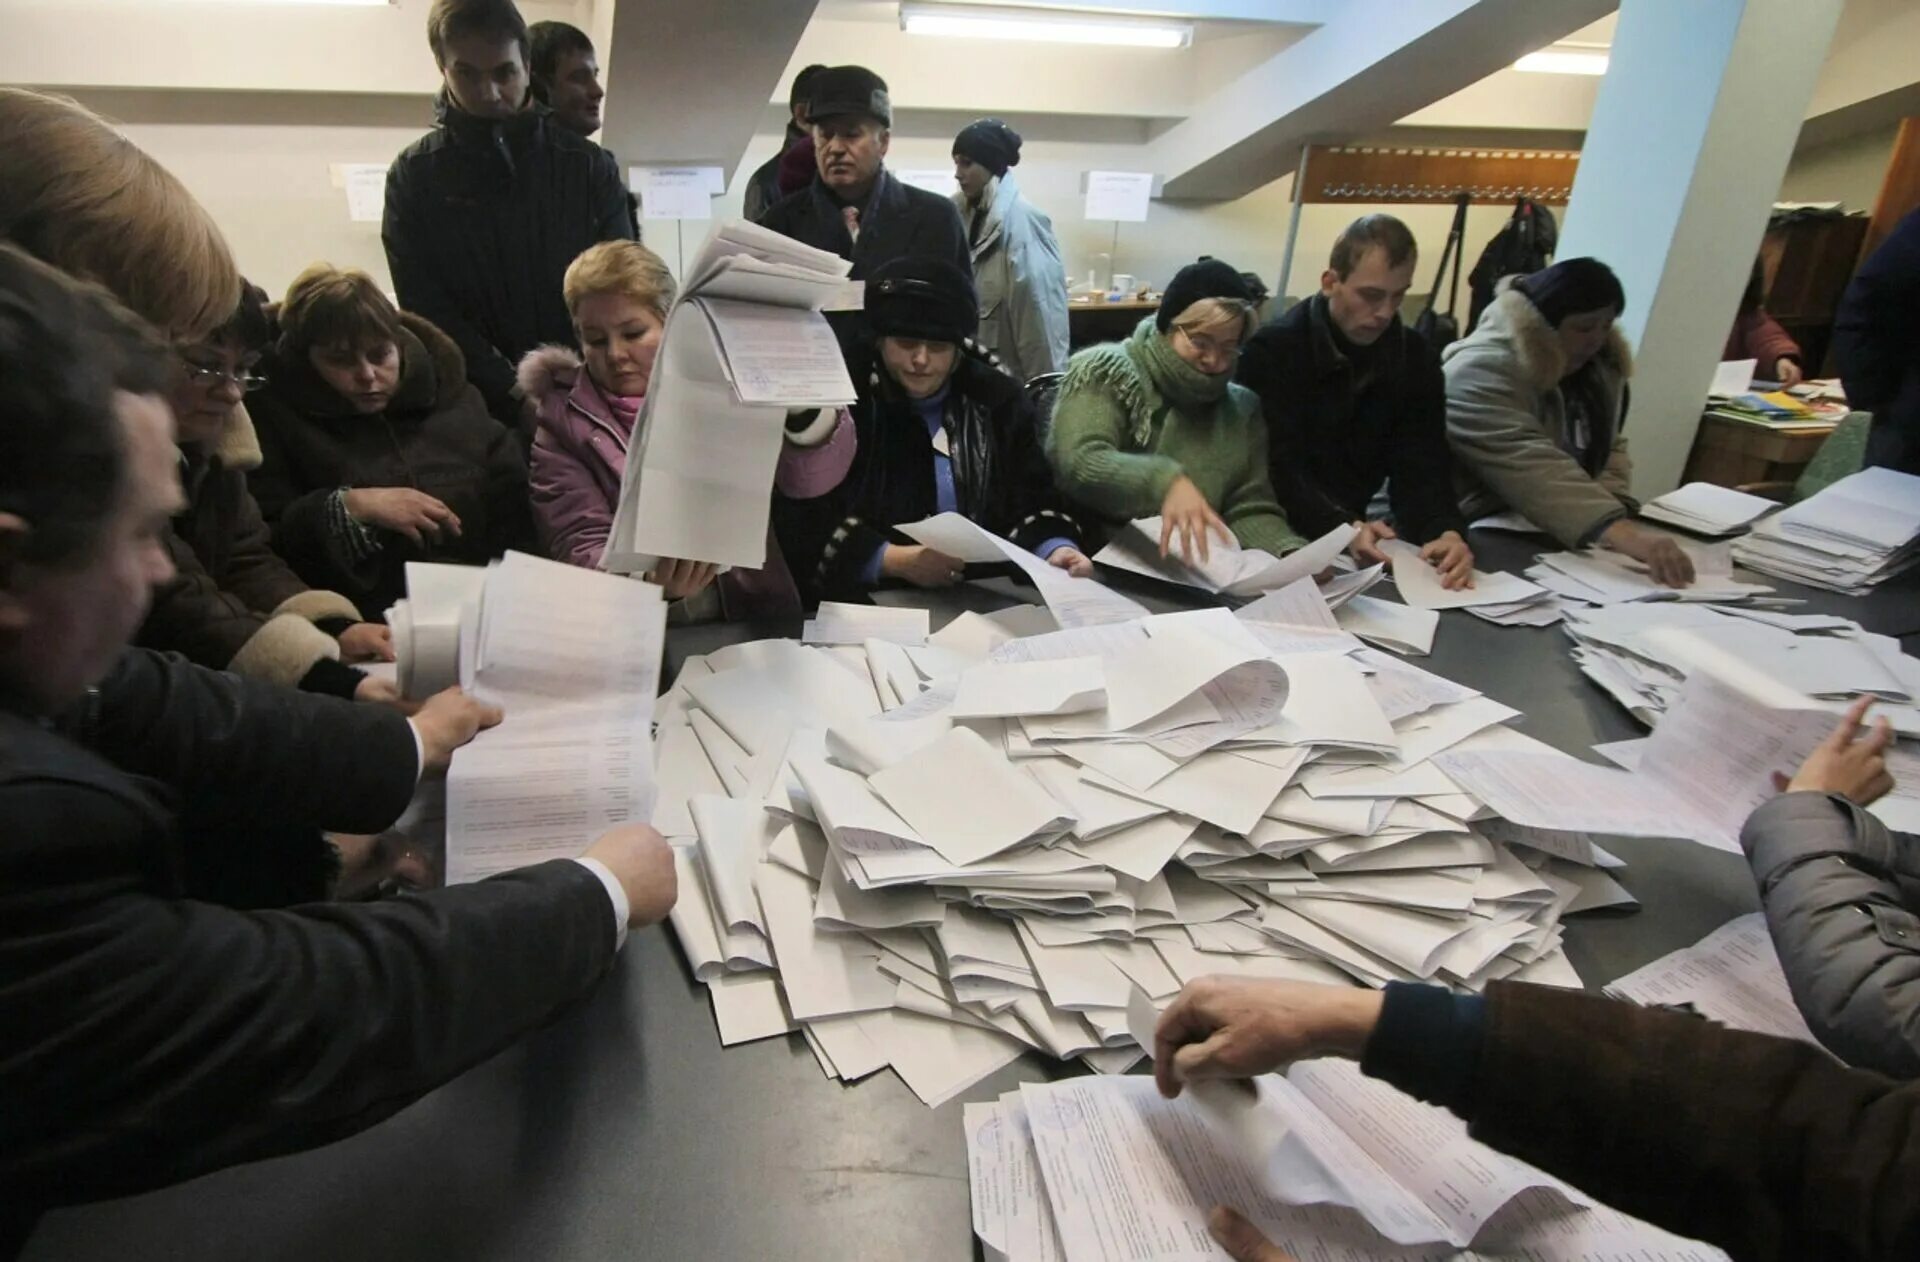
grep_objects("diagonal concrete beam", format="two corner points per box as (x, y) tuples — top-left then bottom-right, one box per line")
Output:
(601, 0), (820, 183)
(1148, 0), (1616, 201)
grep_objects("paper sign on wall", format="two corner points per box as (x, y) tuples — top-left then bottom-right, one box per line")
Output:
(894, 167), (957, 196)
(1085, 170), (1153, 223)
(632, 166), (722, 221)
(332, 163), (388, 224)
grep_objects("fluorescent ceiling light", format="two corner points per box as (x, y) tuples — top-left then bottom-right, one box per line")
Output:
(1514, 49), (1609, 75)
(899, 3), (1193, 49)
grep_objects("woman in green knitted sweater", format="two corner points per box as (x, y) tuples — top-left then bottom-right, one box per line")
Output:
(1048, 259), (1305, 564)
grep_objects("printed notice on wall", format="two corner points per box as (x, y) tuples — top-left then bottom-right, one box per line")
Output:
(1084, 170), (1154, 222)
(893, 168), (957, 197)
(632, 166), (722, 220)
(332, 163), (389, 224)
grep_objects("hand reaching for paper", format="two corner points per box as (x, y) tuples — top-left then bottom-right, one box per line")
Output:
(410, 686), (504, 776)
(1420, 530), (1475, 591)
(1047, 546), (1094, 578)
(1160, 475), (1231, 564)
(353, 672), (420, 715)
(1773, 695), (1895, 804)
(1602, 520), (1695, 588)
(582, 823), (679, 927)
(646, 556), (719, 600)
(343, 486), (462, 546)
(1348, 519), (1396, 565)
(1775, 357), (1804, 389)
(1152, 976), (1384, 1099)
(1206, 1207), (1300, 1262)
(883, 543), (964, 588)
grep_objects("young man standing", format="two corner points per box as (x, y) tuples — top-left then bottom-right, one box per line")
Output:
(527, 19), (605, 138)
(743, 64), (827, 223)
(384, 0), (632, 429)
(1237, 215), (1475, 588)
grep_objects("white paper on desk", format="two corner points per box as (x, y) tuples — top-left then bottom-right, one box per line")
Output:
(1335, 594), (1438, 656)
(868, 1007), (1027, 1109)
(1709, 357), (1758, 398)
(1470, 510), (1545, 534)
(952, 657), (1106, 718)
(801, 601), (930, 647)
(707, 970), (793, 1045)
(1259, 653), (1394, 751)
(754, 860), (895, 1020)
(685, 643), (880, 755)
(446, 722), (653, 883)
(966, 1101), (1013, 1260)
(1607, 912), (1820, 1046)
(1642, 481), (1778, 535)
(1104, 622), (1284, 732)
(868, 727), (1072, 865)
(908, 511), (1148, 627)
(1380, 538), (1546, 611)
(691, 794), (779, 936)
(996, 1094), (1069, 1262)
(789, 754), (931, 857)
(1318, 562), (1385, 610)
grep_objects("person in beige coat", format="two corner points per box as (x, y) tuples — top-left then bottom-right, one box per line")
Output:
(1443, 257), (1693, 586)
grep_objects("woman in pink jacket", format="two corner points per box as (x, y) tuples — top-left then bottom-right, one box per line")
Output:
(519, 240), (853, 619)
(1724, 256), (1806, 387)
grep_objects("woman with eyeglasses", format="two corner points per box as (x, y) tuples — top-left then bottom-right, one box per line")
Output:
(1048, 259), (1305, 564)
(247, 264), (534, 619)
(775, 254), (1091, 605)
(140, 283), (401, 704)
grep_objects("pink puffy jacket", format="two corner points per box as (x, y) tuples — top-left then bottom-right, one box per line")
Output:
(517, 345), (854, 619)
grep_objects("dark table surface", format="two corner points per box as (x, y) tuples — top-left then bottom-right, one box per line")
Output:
(24, 530), (1920, 1262)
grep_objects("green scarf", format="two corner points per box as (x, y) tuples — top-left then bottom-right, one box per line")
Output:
(1058, 315), (1240, 447)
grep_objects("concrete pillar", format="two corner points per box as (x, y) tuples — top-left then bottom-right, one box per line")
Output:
(1555, 0), (1845, 494)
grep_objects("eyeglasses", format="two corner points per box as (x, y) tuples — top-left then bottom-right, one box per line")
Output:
(182, 363), (268, 393)
(1175, 328), (1242, 360)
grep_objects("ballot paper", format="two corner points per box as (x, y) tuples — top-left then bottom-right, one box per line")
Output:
(390, 561), (487, 699)
(1606, 913), (1820, 1047)
(1707, 358), (1757, 398)
(1733, 465), (1920, 592)
(1334, 594), (1439, 656)
(1529, 549), (1772, 606)
(951, 657), (1106, 718)
(800, 601), (930, 646)
(1094, 520), (1357, 598)
(1380, 539), (1549, 612)
(444, 554), (666, 883)
(868, 727), (1074, 865)
(604, 220), (853, 573)
(901, 512), (1148, 628)
(1437, 669), (1836, 853)
(1639, 482), (1779, 537)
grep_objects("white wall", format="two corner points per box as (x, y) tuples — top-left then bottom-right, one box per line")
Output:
(1778, 121), (1900, 212)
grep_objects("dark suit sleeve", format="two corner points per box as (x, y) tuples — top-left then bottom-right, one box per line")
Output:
(1232, 339), (1349, 541)
(383, 159), (518, 416)
(1465, 982), (1920, 1261)
(75, 648), (417, 835)
(0, 778), (617, 1207)
(1387, 342), (1469, 544)
(593, 148), (636, 243)
(1834, 212), (1920, 415)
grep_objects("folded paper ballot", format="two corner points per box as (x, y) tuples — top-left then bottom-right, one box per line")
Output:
(1094, 519), (1358, 598)
(1606, 913), (1820, 1046)
(950, 657), (1105, 718)
(1379, 538), (1549, 612)
(1639, 481), (1779, 537)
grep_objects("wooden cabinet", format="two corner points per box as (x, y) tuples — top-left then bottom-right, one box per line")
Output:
(1758, 214), (1869, 374)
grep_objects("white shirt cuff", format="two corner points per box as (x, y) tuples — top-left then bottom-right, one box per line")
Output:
(572, 856), (630, 950)
(406, 718), (427, 783)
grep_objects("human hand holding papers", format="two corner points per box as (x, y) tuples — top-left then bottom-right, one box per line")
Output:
(1379, 538), (1549, 612)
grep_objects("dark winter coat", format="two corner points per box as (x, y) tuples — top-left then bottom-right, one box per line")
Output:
(248, 311), (534, 618)
(382, 95), (633, 422)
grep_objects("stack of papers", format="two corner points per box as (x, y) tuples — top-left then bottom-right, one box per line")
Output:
(1526, 546), (1773, 607)
(1378, 538), (1557, 627)
(1639, 482), (1780, 537)
(653, 577), (1636, 1107)
(967, 994), (1722, 1260)
(392, 553), (669, 884)
(1732, 466), (1920, 593)
(604, 220), (857, 575)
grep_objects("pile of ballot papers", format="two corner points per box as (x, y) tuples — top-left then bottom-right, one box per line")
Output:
(604, 220), (859, 575)
(1731, 466), (1920, 593)
(965, 987), (1728, 1262)
(1525, 545), (1773, 609)
(652, 526), (1644, 1108)
(1638, 481), (1780, 537)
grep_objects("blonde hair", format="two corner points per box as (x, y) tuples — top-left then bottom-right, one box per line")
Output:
(563, 240), (676, 322)
(280, 264), (403, 356)
(1170, 297), (1255, 342)
(0, 89), (239, 342)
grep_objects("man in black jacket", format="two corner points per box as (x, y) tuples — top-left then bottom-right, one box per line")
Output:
(757, 64), (972, 292)
(382, 0), (633, 427)
(0, 245), (674, 1256)
(1835, 207), (1920, 474)
(1237, 215), (1476, 589)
